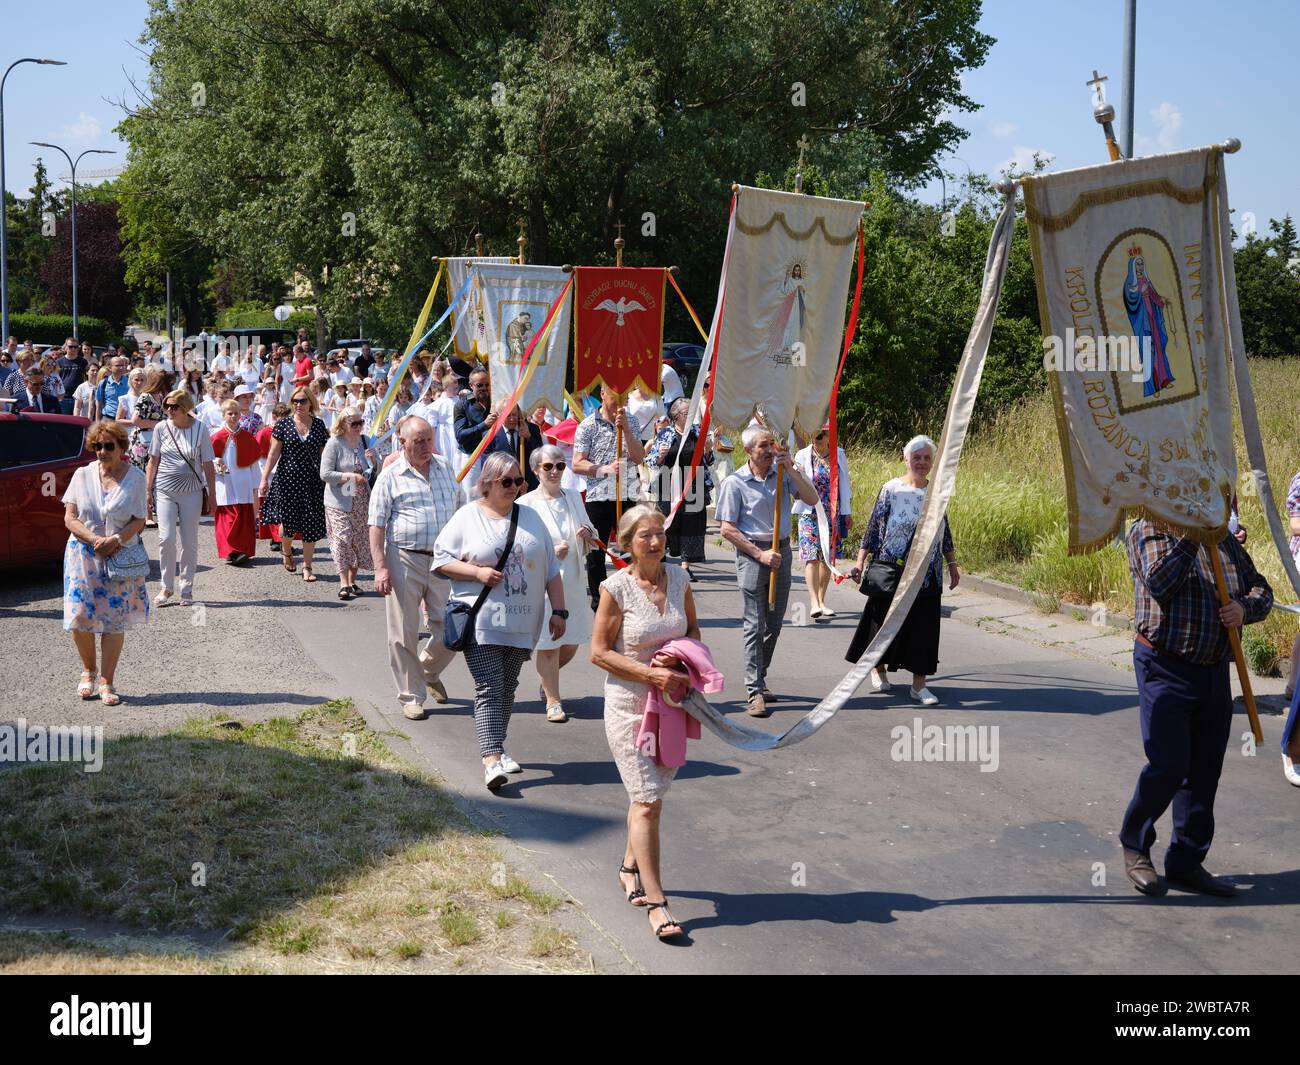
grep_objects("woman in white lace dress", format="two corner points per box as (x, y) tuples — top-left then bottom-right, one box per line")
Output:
(591, 504), (697, 941)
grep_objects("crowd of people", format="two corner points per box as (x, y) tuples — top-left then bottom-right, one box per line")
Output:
(31, 325), (1295, 933)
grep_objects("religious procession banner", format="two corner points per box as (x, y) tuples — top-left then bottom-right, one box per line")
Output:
(445, 255), (513, 360)
(1023, 147), (1239, 553)
(707, 185), (864, 437)
(572, 266), (668, 396)
(474, 262), (572, 415)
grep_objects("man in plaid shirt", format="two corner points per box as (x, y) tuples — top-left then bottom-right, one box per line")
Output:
(1120, 517), (1272, 898)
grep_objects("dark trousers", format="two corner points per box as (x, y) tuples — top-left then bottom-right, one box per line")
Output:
(59, 398), (75, 415)
(1120, 642), (1234, 874)
(584, 498), (635, 606)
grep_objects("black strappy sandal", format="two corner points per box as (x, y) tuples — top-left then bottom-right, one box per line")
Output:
(645, 900), (685, 941)
(618, 863), (646, 905)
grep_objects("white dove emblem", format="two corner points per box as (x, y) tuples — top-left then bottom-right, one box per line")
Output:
(595, 297), (646, 326)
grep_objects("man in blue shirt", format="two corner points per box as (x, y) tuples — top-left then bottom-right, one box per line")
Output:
(715, 425), (817, 717)
(94, 354), (132, 420)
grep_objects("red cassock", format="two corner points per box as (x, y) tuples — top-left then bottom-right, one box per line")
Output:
(212, 427), (262, 558)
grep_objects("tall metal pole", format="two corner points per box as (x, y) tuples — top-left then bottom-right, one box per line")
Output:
(165, 269), (172, 339)
(30, 143), (113, 339)
(0, 58), (65, 341)
(1121, 0), (1136, 159)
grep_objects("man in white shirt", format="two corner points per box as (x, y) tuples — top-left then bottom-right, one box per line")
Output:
(367, 416), (467, 720)
(661, 361), (685, 407)
(211, 343), (234, 376)
(328, 357), (353, 387)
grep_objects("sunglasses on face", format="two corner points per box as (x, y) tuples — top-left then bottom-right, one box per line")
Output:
(92, 442), (118, 452)
(348, 419), (364, 427)
(164, 403), (179, 411)
(292, 397), (310, 405)
(496, 477), (526, 489)
(540, 462), (566, 472)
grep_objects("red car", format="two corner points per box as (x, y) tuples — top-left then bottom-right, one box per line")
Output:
(0, 411), (94, 568)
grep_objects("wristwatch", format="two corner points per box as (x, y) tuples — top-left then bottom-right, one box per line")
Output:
(551, 609), (570, 619)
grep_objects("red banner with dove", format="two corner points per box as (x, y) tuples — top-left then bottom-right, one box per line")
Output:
(573, 267), (668, 396)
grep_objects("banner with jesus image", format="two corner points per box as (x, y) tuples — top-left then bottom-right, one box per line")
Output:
(707, 185), (864, 437)
(1023, 147), (1239, 552)
(473, 262), (572, 416)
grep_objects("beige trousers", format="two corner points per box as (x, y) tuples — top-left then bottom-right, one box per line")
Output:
(385, 545), (455, 711)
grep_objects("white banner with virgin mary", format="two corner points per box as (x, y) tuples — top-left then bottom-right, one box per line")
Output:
(1023, 147), (1240, 552)
(706, 186), (864, 437)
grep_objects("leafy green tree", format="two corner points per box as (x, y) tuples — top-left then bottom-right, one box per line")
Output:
(1235, 214), (1300, 359)
(118, 0), (991, 346)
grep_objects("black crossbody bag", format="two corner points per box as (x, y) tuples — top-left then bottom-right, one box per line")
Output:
(444, 504), (519, 652)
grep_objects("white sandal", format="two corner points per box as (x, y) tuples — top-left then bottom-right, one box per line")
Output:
(154, 590), (175, 607)
(78, 671), (96, 699)
(546, 703), (568, 723)
(99, 680), (121, 706)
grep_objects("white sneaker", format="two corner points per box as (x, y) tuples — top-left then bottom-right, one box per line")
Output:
(1284, 752), (1300, 788)
(909, 686), (939, 707)
(484, 761), (509, 791)
(499, 751), (522, 774)
(869, 672), (892, 693)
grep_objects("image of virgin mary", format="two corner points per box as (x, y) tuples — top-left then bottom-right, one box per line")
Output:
(764, 262), (810, 365)
(1123, 248), (1175, 397)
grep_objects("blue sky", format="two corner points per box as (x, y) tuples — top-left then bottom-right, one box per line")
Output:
(2, 0), (1295, 234)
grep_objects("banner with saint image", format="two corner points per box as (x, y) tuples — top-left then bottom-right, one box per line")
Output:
(474, 263), (572, 416)
(707, 185), (864, 436)
(1023, 147), (1238, 552)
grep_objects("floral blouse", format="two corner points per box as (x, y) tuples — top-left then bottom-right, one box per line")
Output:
(861, 477), (954, 591)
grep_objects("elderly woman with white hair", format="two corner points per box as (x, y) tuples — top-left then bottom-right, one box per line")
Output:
(847, 434), (959, 706)
(519, 443), (596, 721)
(433, 452), (567, 792)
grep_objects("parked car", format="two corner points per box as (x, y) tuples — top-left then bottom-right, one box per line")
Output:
(0, 412), (93, 568)
(661, 342), (706, 394)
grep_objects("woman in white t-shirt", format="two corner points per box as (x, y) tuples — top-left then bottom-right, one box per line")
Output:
(433, 452), (567, 792)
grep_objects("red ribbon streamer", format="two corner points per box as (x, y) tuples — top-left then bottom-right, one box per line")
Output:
(828, 222), (866, 577)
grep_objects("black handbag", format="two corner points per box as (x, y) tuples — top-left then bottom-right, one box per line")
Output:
(862, 558), (904, 598)
(444, 504), (519, 652)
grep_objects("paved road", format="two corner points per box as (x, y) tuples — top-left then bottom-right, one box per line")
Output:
(284, 535), (1300, 975)
(6, 517), (1297, 974)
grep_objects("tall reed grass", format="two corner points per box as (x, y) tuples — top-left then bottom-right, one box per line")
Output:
(843, 358), (1300, 666)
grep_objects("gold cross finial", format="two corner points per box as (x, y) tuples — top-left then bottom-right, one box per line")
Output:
(797, 133), (810, 168)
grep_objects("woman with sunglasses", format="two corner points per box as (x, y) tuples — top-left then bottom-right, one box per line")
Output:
(147, 389), (217, 607)
(258, 386), (329, 580)
(62, 420), (150, 705)
(320, 405), (376, 599)
(519, 445), (595, 722)
(433, 453), (567, 792)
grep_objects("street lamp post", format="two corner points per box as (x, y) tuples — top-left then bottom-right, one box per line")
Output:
(30, 142), (114, 339)
(0, 57), (65, 341)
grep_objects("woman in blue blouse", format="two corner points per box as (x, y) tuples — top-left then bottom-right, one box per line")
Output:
(846, 435), (959, 706)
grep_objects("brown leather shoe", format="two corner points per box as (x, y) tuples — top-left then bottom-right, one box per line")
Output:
(1123, 847), (1166, 896)
(1166, 865), (1236, 898)
(746, 693), (769, 718)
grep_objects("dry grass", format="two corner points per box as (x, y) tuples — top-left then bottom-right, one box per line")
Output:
(846, 357), (1300, 670)
(0, 701), (591, 974)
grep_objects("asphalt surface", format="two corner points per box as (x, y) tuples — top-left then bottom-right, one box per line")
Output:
(5, 515), (1299, 973)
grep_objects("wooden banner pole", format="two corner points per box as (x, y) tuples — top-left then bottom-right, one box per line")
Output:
(1206, 543), (1264, 744)
(769, 470), (782, 606)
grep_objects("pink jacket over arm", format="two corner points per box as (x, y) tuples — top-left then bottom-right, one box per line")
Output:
(636, 636), (724, 768)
